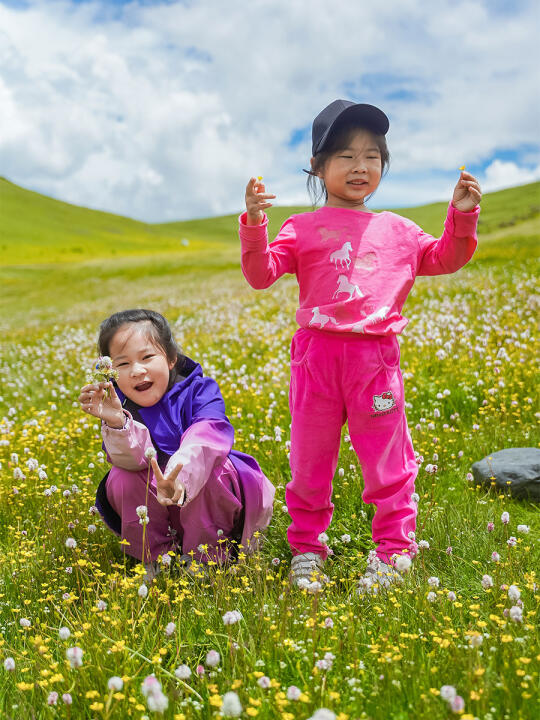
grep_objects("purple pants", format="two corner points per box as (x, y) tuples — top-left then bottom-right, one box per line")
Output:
(105, 458), (244, 564)
(286, 328), (418, 563)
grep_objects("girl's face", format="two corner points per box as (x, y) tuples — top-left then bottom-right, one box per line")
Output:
(109, 323), (176, 407)
(315, 129), (382, 210)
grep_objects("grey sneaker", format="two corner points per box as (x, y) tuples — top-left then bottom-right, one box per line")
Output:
(357, 556), (402, 596)
(290, 552), (327, 590)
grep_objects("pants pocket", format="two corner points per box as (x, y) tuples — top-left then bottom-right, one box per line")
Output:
(376, 335), (400, 370)
(290, 330), (313, 366)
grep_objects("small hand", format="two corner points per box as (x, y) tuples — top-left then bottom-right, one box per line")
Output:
(245, 177), (276, 225)
(151, 456), (186, 506)
(78, 381), (124, 428)
(452, 170), (482, 212)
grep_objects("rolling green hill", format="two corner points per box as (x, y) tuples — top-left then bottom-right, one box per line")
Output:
(1, 176), (539, 265)
(1, 177), (538, 333)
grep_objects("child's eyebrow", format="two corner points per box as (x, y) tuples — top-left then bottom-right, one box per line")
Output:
(113, 347), (155, 361)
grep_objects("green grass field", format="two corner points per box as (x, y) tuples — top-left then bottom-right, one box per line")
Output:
(0, 179), (539, 719)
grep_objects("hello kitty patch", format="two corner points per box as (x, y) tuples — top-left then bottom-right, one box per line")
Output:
(371, 391), (397, 416)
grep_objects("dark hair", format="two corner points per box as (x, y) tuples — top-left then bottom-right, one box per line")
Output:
(306, 120), (390, 207)
(98, 309), (183, 368)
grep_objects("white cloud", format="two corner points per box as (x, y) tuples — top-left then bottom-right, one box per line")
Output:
(483, 159), (540, 193)
(0, 0), (538, 221)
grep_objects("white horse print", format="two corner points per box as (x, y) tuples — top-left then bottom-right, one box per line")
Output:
(330, 242), (353, 269)
(351, 305), (391, 333)
(309, 307), (338, 328)
(333, 275), (364, 300)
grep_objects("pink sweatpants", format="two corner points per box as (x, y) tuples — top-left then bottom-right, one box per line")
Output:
(286, 328), (418, 563)
(106, 467), (182, 563)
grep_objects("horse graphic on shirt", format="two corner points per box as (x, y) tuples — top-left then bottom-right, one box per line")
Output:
(309, 307), (338, 328)
(351, 306), (391, 333)
(333, 275), (364, 300)
(330, 242), (353, 269)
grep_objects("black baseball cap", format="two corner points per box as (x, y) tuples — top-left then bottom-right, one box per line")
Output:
(312, 99), (389, 156)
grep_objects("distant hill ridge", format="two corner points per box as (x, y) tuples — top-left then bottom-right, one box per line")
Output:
(1, 176), (539, 266)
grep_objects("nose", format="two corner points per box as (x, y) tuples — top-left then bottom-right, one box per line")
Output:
(352, 156), (368, 173)
(130, 362), (145, 377)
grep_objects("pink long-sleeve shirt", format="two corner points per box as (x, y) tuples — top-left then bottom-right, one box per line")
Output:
(240, 203), (479, 335)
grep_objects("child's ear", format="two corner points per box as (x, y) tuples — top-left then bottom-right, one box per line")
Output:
(168, 356), (177, 370)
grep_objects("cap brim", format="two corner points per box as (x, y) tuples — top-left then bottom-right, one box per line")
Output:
(314, 103), (389, 155)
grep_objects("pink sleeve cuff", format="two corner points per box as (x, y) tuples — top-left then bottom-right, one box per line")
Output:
(102, 411), (156, 471)
(239, 211), (269, 247)
(446, 202), (480, 237)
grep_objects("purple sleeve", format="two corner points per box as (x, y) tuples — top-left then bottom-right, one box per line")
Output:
(239, 211), (297, 289)
(101, 411), (155, 471)
(416, 203), (479, 276)
(165, 419), (233, 505)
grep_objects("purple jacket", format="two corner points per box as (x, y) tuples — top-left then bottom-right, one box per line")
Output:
(99, 356), (275, 555)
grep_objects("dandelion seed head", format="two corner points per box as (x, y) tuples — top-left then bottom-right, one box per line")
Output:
(220, 691), (243, 717)
(108, 676), (123, 691)
(205, 650), (220, 667)
(175, 664), (191, 680)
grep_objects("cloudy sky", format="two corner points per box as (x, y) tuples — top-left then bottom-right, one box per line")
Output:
(1, 0), (539, 222)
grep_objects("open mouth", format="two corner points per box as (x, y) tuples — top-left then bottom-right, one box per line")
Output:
(348, 180), (367, 186)
(134, 381), (153, 392)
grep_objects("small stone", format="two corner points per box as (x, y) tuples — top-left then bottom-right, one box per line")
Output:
(471, 448), (540, 501)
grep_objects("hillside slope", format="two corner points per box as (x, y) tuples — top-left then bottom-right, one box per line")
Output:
(1, 176), (539, 265)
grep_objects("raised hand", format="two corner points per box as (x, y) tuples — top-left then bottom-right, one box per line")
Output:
(78, 381), (125, 429)
(245, 177), (276, 225)
(452, 170), (482, 213)
(150, 456), (186, 506)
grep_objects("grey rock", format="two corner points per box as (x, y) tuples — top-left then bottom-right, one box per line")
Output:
(471, 448), (540, 501)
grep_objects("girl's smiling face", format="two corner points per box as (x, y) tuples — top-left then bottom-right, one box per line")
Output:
(109, 323), (176, 406)
(315, 129), (383, 210)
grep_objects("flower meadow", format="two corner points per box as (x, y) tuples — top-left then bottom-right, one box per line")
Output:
(0, 229), (539, 719)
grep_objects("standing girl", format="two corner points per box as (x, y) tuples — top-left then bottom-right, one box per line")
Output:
(239, 99), (481, 591)
(78, 309), (274, 578)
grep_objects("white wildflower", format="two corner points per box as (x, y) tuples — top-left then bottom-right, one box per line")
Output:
(222, 610), (243, 625)
(205, 650), (220, 667)
(509, 605), (523, 623)
(287, 685), (301, 700)
(394, 555), (412, 573)
(481, 574), (494, 589)
(440, 685), (457, 701)
(175, 664), (191, 680)
(108, 676), (123, 691)
(220, 690), (243, 717)
(66, 646), (83, 668)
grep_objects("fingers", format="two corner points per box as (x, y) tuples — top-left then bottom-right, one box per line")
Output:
(460, 176), (482, 203)
(167, 463), (183, 482)
(171, 481), (186, 505)
(150, 456), (164, 481)
(78, 384), (104, 414)
(108, 381), (119, 399)
(246, 177), (276, 199)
